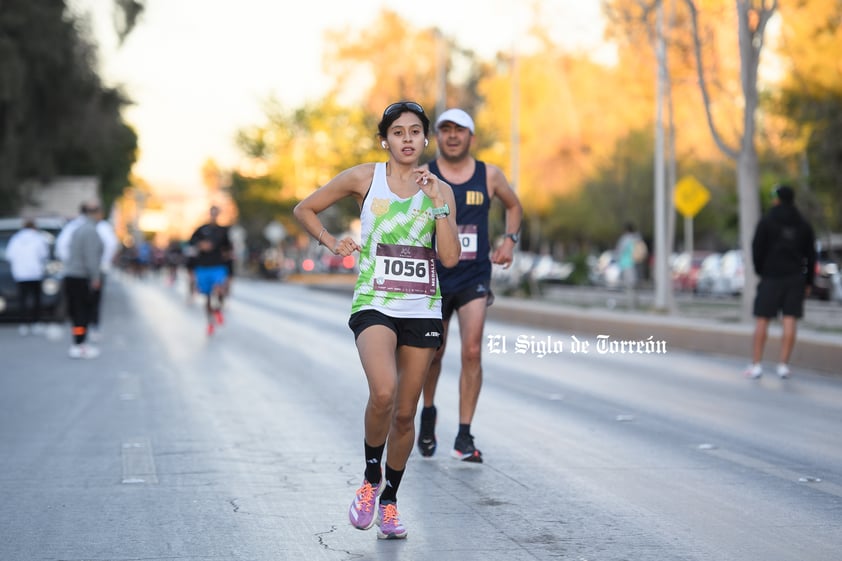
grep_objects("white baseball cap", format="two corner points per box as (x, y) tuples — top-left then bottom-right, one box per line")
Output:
(435, 108), (475, 134)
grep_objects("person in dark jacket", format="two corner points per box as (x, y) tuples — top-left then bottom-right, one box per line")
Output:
(744, 185), (816, 379)
(189, 206), (232, 335)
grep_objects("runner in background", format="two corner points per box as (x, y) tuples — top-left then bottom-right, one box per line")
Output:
(188, 206), (232, 335)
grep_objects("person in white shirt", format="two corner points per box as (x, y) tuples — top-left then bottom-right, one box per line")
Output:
(89, 207), (119, 340)
(5, 219), (50, 335)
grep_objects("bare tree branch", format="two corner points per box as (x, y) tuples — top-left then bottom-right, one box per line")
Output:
(113, 0), (144, 46)
(685, 0), (740, 160)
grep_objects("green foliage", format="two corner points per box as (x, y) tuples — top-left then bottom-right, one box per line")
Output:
(228, 172), (297, 244)
(564, 252), (592, 286)
(545, 128), (656, 249)
(0, 0), (137, 214)
(232, 96), (384, 234)
(225, 3), (839, 257)
(774, 88), (842, 232)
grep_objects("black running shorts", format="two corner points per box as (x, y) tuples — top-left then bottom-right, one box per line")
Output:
(348, 309), (443, 348)
(753, 274), (806, 319)
(441, 281), (494, 322)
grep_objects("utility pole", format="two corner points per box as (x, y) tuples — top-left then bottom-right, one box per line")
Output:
(653, 0), (669, 311)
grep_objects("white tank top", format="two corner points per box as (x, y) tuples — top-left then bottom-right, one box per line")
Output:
(351, 162), (442, 318)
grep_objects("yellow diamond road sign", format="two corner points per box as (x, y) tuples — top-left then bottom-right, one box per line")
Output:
(674, 175), (710, 218)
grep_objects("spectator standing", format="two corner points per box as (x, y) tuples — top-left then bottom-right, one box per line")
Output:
(744, 185), (816, 379)
(64, 204), (104, 359)
(615, 222), (644, 309)
(88, 207), (119, 341)
(55, 203), (88, 263)
(5, 219), (50, 335)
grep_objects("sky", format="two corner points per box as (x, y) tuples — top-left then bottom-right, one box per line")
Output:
(71, 0), (607, 195)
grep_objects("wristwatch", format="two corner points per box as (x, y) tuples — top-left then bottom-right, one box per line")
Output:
(504, 232), (520, 243)
(431, 203), (450, 219)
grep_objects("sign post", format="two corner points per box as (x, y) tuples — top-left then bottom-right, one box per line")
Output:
(674, 175), (710, 256)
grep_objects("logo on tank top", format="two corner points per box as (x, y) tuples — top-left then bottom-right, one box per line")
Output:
(466, 191), (484, 205)
(371, 198), (391, 216)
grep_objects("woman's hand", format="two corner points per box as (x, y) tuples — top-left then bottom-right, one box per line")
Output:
(333, 235), (360, 256)
(414, 168), (444, 205)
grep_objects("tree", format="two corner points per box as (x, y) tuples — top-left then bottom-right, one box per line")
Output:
(0, 0), (139, 215)
(113, 0), (144, 45)
(232, 96), (378, 238)
(685, 0), (777, 320)
(231, 11), (488, 240)
(772, 0), (842, 234)
(322, 9), (443, 114)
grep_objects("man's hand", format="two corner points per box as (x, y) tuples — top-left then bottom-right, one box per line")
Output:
(491, 243), (515, 269)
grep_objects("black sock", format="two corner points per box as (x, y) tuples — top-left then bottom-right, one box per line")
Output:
(379, 464), (404, 504)
(421, 405), (436, 419)
(458, 423), (471, 437)
(364, 440), (385, 484)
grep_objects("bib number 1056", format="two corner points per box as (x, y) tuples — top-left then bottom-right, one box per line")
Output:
(381, 258), (427, 278)
(374, 243), (437, 295)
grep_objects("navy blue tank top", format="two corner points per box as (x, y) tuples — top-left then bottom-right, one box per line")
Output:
(429, 160), (492, 292)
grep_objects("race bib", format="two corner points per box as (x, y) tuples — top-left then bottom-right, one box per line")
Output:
(458, 224), (478, 261)
(374, 244), (437, 295)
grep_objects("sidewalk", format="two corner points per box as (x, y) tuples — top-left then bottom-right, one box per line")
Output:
(291, 274), (841, 375)
(487, 295), (841, 375)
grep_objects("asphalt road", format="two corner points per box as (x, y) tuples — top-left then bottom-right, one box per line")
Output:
(1, 273), (840, 561)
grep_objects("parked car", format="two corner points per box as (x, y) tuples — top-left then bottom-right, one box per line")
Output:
(694, 253), (722, 296)
(694, 250), (744, 297)
(672, 251), (712, 293)
(528, 254), (574, 284)
(719, 249), (745, 296)
(491, 251), (536, 294)
(589, 250), (622, 289)
(0, 216), (66, 321)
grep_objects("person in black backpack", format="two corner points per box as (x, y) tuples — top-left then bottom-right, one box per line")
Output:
(744, 185), (816, 379)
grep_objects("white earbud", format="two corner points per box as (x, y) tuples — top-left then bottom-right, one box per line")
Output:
(381, 141), (388, 149)
(424, 139), (429, 147)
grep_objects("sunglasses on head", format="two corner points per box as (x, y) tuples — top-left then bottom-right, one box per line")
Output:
(383, 101), (425, 118)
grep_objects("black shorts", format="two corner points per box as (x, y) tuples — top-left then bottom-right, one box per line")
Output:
(441, 281), (494, 322)
(753, 274), (806, 318)
(348, 310), (443, 348)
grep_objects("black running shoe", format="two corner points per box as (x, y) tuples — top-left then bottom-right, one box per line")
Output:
(417, 406), (437, 457)
(451, 433), (483, 463)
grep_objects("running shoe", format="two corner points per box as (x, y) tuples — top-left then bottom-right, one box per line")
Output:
(417, 406), (437, 457)
(349, 479), (381, 530)
(376, 501), (407, 540)
(776, 363), (791, 379)
(452, 433), (483, 463)
(207, 323), (215, 336)
(68, 344), (100, 359)
(214, 310), (224, 326)
(743, 363), (762, 379)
